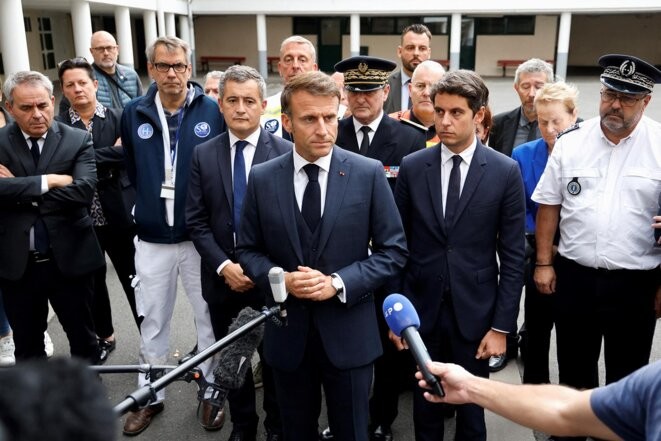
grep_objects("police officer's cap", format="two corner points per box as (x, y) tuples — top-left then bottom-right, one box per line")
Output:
(334, 56), (397, 92)
(598, 54), (661, 95)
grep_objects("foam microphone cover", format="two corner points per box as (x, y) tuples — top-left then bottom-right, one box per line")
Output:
(382, 293), (421, 337)
(213, 307), (264, 389)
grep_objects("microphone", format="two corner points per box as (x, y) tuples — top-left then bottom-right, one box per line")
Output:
(268, 267), (288, 323)
(383, 293), (445, 397)
(202, 307), (264, 425)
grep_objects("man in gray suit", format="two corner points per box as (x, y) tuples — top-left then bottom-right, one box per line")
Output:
(383, 24), (432, 115)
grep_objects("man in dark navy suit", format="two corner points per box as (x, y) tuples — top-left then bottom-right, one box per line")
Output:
(187, 65), (290, 441)
(394, 70), (525, 441)
(237, 71), (407, 441)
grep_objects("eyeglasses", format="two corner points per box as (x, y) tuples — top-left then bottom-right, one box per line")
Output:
(600, 89), (647, 107)
(152, 62), (188, 73)
(91, 45), (118, 53)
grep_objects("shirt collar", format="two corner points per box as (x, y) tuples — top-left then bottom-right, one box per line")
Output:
(352, 111), (384, 134)
(21, 130), (47, 142)
(401, 70), (411, 85)
(293, 146), (333, 174)
(229, 127), (261, 148)
(441, 136), (477, 166)
(518, 107), (534, 127)
(67, 101), (106, 125)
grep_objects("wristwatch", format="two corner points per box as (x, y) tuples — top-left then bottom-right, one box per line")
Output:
(330, 274), (344, 296)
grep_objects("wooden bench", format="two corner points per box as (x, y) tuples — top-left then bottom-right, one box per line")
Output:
(497, 59), (554, 77)
(199, 56), (246, 72)
(267, 56), (279, 73)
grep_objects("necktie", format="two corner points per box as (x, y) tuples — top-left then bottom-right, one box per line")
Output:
(29, 137), (49, 253)
(445, 155), (462, 224)
(29, 137), (40, 166)
(359, 126), (371, 156)
(302, 164), (321, 231)
(527, 120), (539, 142)
(233, 140), (248, 234)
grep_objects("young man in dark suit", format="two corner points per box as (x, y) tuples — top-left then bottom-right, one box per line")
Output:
(394, 70), (526, 441)
(0, 71), (104, 362)
(186, 65), (291, 441)
(237, 71), (408, 441)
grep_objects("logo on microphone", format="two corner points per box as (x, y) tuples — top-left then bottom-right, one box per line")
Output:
(383, 301), (404, 318)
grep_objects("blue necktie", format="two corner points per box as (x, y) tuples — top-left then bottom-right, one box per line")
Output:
(29, 137), (49, 253)
(233, 140), (248, 234)
(445, 155), (462, 225)
(302, 164), (321, 231)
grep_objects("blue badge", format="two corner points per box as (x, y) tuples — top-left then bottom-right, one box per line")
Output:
(194, 122), (211, 138)
(137, 123), (153, 139)
(567, 177), (581, 195)
(264, 119), (279, 134)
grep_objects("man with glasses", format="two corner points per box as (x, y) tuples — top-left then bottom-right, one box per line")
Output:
(120, 36), (226, 436)
(89, 31), (143, 109)
(532, 54), (661, 441)
(383, 24), (432, 115)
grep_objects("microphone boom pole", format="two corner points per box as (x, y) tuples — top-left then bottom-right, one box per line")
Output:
(112, 306), (278, 416)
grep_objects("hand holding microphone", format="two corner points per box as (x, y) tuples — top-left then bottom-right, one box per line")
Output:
(383, 293), (445, 397)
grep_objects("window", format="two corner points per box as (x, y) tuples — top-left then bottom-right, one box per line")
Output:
(38, 17), (55, 70)
(24, 17), (32, 32)
(476, 16), (535, 35)
(295, 16), (450, 36)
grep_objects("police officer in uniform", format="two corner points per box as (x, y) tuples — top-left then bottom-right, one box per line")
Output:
(532, 53), (661, 441)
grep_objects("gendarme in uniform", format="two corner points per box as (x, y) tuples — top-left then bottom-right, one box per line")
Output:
(532, 54), (661, 412)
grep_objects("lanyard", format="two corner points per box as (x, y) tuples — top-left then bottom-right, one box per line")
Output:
(170, 105), (186, 167)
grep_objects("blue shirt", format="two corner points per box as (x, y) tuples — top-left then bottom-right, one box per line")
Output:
(511, 138), (549, 233)
(590, 361), (661, 441)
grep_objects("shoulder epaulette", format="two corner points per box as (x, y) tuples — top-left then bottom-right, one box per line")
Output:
(400, 117), (428, 132)
(557, 122), (581, 139)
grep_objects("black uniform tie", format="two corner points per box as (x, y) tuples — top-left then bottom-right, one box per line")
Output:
(302, 164), (321, 231)
(359, 126), (371, 156)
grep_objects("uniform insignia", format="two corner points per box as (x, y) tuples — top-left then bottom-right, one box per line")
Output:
(137, 123), (154, 139)
(358, 62), (368, 74)
(619, 60), (636, 77)
(194, 122), (211, 138)
(557, 123), (580, 139)
(265, 119), (279, 133)
(567, 177), (581, 196)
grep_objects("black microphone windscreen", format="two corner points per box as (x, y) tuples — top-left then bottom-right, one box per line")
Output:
(212, 307), (264, 390)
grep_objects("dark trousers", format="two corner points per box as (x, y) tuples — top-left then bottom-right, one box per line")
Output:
(551, 255), (658, 441)
(92, 225), (140, 338)
(0, 257), (98, 362)
(272, 327), (373, 441)
(207, 296), (280, 434)
(521, 256), (554, 384)
(413, 295), (488, 441)
(369, 301), (415, 429)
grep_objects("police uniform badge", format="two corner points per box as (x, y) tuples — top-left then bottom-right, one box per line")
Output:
(567, 177), (581, 196)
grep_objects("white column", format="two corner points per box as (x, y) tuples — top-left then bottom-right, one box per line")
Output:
(179, 15), (190, 43)
(450, 13), (461, 71)
(350, 14), (360, 57)
(165, 13), (176, 37)
(0, 0), (30, 73)
(156, 3), (166, 37)
(71, 0), (94, 62)
(115, 6), (134, 68)
(187, 4), (197, 76)
(256, 14), (267, 78)
(555, 12), (572, 80)
(143, 10), (158, 48)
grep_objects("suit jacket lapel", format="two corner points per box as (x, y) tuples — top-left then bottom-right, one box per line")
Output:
(38, 124), (61, 173)
(316, 147), (351, 255)
(253, 128), (272, 165)
(424, 147), (448, 235)
(218, 132), (233, 209)
(8, 125), (35, 175)
(368, 117), (396, 160)
(449, 142), (487, 229)
(275, 153), (304, 263)
(337, 119), (360, 153)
